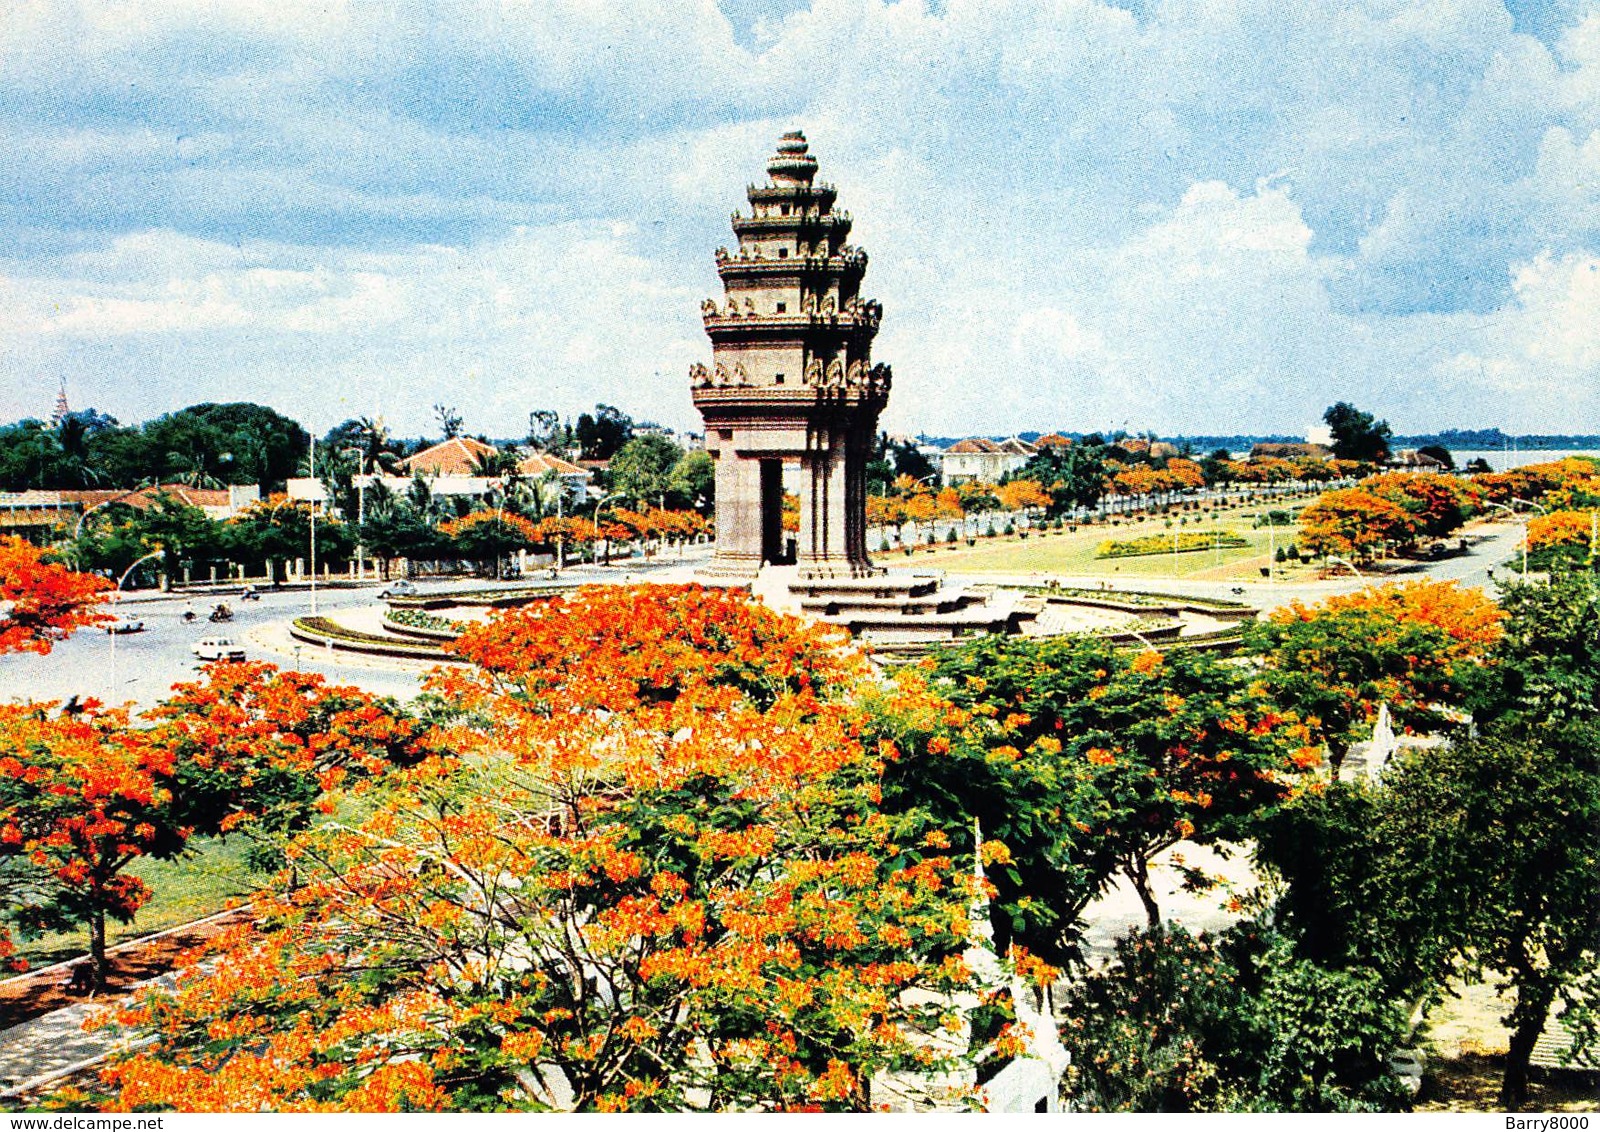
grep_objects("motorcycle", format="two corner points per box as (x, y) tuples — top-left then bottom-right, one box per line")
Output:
(209, 604), (234, 623)
(240, 587), (260, 601)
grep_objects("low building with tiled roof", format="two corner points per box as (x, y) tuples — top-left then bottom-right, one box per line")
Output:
(399, 436), (502, 477)
(1387, 448), (1447, 470)
(1034, 433), (1074, 450)
(0, 483), (259, 539)
(517, 452), (592, 504)
(939, 437), (1037, 484)
(1250, 441), (1334, 461)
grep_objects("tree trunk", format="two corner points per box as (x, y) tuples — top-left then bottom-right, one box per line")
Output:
(1499, 983), (1557, 1109)
(1127, 855), (1161, 929)
(89, 907), (108, 992)
(1326, 738), (1349, 774)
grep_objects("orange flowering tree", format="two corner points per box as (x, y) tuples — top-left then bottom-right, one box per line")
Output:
(1362, 472), (1480, 538)
(1245, 580), (1505, 772)
(533, 515), (600, 556)
(1296, 488), (1417, 561)
(440, 511), (541, 575)
(94, 588), (990, 1112)
(865, 494), (905, 529)
(0, 702), (190, 987)
(146, 661), (434, 865)
(1526, 508), (1599, 572)
(0, 535), (111, 653)
(1164, 457), (1207, 490)
(872, 637), (1309, 960)
(995, 479), (1051, 516)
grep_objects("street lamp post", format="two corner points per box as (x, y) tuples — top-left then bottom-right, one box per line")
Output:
(308, 435), (318, 617)
(593, 492), (623, 567)
(1486, 498), (1547, 581)
(107, 548), (164, 695)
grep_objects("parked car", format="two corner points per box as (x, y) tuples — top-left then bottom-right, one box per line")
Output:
(379, 580), (418, 598)
(192, 637), (246, 661)
(104, 615), (145, 634)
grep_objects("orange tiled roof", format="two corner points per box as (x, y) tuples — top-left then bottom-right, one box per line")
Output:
(0, 508), (67, 528)
(517, 452), (587, 477)
(1035, 433), (1074, 449)
(946, 438), (1003, 454)
(400, 436), (501, 476)
(119, 485), (232, 509)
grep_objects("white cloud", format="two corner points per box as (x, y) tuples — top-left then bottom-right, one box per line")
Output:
(4, 0), (1600, 440)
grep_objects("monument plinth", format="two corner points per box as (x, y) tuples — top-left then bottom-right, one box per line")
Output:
(692, 132), (890, 580)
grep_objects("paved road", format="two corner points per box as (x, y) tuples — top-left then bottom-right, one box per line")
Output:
(1, 586), (422, 710)
(0, 550), (716, 713)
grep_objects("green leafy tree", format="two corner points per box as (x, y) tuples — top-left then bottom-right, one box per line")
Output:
(226, 497), (353, 582)
(1245, 582), (1504, 771)
(667, 449), (715, 512)
(1016, 441), (1107, 516)
(526, 409), (565, 453)
(574, 403), (633, 461)
(1062, 925), (1410, 1112)
(356, 483), (440, 578)
(1257, 732), (1600, 1109)
(433, 404), (464, 440)
(875, 636), (1302, 963)
(1323, 402), (1393, 463)
(608, 434), (684, 506)
(141, 402), (309, 491)
(1468, 574), (1600, 724)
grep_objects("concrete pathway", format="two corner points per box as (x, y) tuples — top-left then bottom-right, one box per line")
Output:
(0, 976), (167, 1098)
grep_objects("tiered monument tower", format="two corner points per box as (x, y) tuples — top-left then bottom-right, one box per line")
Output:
(691, 131), (891, 580)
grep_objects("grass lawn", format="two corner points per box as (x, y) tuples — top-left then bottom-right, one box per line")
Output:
(909, 509), (1307, 581)
(12, 835), (267, 969)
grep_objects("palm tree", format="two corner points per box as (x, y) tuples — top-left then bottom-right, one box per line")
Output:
(354, 416), (402, 477)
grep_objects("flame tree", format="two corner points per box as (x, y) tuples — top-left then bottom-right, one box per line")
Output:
(92, 587), (989, 1112)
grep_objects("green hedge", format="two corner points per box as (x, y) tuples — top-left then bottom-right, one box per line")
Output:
(290, 617), (454, 661)
(388, 584), (572, 611)
(384, 608), (464, 639)
(1095, 532), (1250, 559)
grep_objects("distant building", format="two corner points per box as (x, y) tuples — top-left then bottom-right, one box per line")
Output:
(1034, 433), (1074, 451)
(288, 446), (591, 517)
(399, 436), (501, 477)
(515, 451), (591, 504)
(1388, 448), (1448, 470)
(0, 483), (259, 540)
(939, 437), (1037, 484)
(1250, 442), (1333, 461)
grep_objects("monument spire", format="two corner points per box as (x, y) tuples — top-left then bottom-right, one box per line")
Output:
(691, 131), (891, 580)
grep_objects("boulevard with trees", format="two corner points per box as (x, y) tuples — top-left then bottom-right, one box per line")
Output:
(0, 525), (1594, 1110)
(2, 395), (1598, 1110)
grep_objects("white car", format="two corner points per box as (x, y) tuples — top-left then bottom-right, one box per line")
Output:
(104, 615), (145, 634)
(192, 637), (246, 661)
(379, 579), (418, 599)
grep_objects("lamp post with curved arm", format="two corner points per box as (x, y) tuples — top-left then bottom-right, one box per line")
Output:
(107, 548), (165, 694)
(592, 492), (624, 567)
(1485, 498), (1546, 580)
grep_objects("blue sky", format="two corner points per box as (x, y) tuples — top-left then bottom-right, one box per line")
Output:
(3, 0), (1599, 439)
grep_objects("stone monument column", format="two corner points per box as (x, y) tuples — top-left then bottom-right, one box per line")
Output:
(691, 132), (893, 581)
